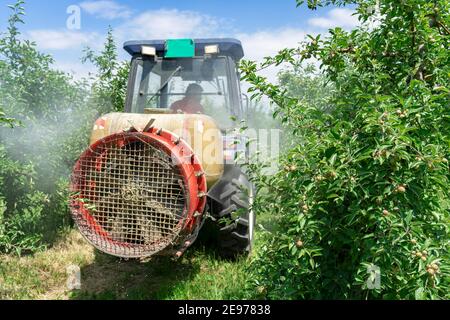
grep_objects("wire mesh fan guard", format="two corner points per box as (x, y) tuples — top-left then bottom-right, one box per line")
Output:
(70, 130), (207, 258)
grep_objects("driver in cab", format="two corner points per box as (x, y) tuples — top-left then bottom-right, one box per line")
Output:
(170, 83), (205, 114)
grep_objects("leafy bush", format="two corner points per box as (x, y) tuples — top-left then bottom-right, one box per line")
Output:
(241, 0), (449, 299)
(0, 1), (129, 255)
(0, 145), (47, 254)
(82, 27), (130, 114)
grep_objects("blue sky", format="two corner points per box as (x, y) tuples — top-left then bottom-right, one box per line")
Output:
(0, 0), (359, 79)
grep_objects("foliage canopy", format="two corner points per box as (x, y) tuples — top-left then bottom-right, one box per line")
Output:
(241, 0), (449, 299)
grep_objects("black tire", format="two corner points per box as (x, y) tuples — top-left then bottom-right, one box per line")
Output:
(212, 173), (255, 259)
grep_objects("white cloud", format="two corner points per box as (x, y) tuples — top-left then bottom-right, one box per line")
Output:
(237, 28), (313, 84)
(237, 28), (308, 63)
(116, 9), (225, 41)
(80, 1), (132, 20)
(308, 8), (359, 30)
(27, 29), (101, 50)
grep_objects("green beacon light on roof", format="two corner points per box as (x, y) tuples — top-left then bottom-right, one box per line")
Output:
(165, 39), (195, 58)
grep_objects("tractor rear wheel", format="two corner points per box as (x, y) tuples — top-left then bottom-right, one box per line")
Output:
(213, 174), (255, 259)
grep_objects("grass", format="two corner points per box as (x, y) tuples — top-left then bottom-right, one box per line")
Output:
(0, 217), (271, 300)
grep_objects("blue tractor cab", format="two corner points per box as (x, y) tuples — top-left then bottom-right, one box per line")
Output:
(123, 38), (246, 126)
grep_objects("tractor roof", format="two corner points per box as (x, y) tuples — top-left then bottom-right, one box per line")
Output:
(123, 38), (245, 61)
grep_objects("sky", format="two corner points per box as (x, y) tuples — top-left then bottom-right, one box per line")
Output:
(0, 0), (360, 80)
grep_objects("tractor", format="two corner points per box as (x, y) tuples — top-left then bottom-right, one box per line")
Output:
(69, 38), (255, 260)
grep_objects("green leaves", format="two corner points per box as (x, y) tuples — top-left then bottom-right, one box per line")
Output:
(82, 27), (129, 114)
(0, 1), (128, 256)
(243, 0), (450, 300)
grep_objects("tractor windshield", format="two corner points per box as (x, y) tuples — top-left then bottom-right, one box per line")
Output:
(128, 56), (240, 127)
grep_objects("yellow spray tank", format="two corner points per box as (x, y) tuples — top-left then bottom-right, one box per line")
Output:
(90, 112), (225, 188)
